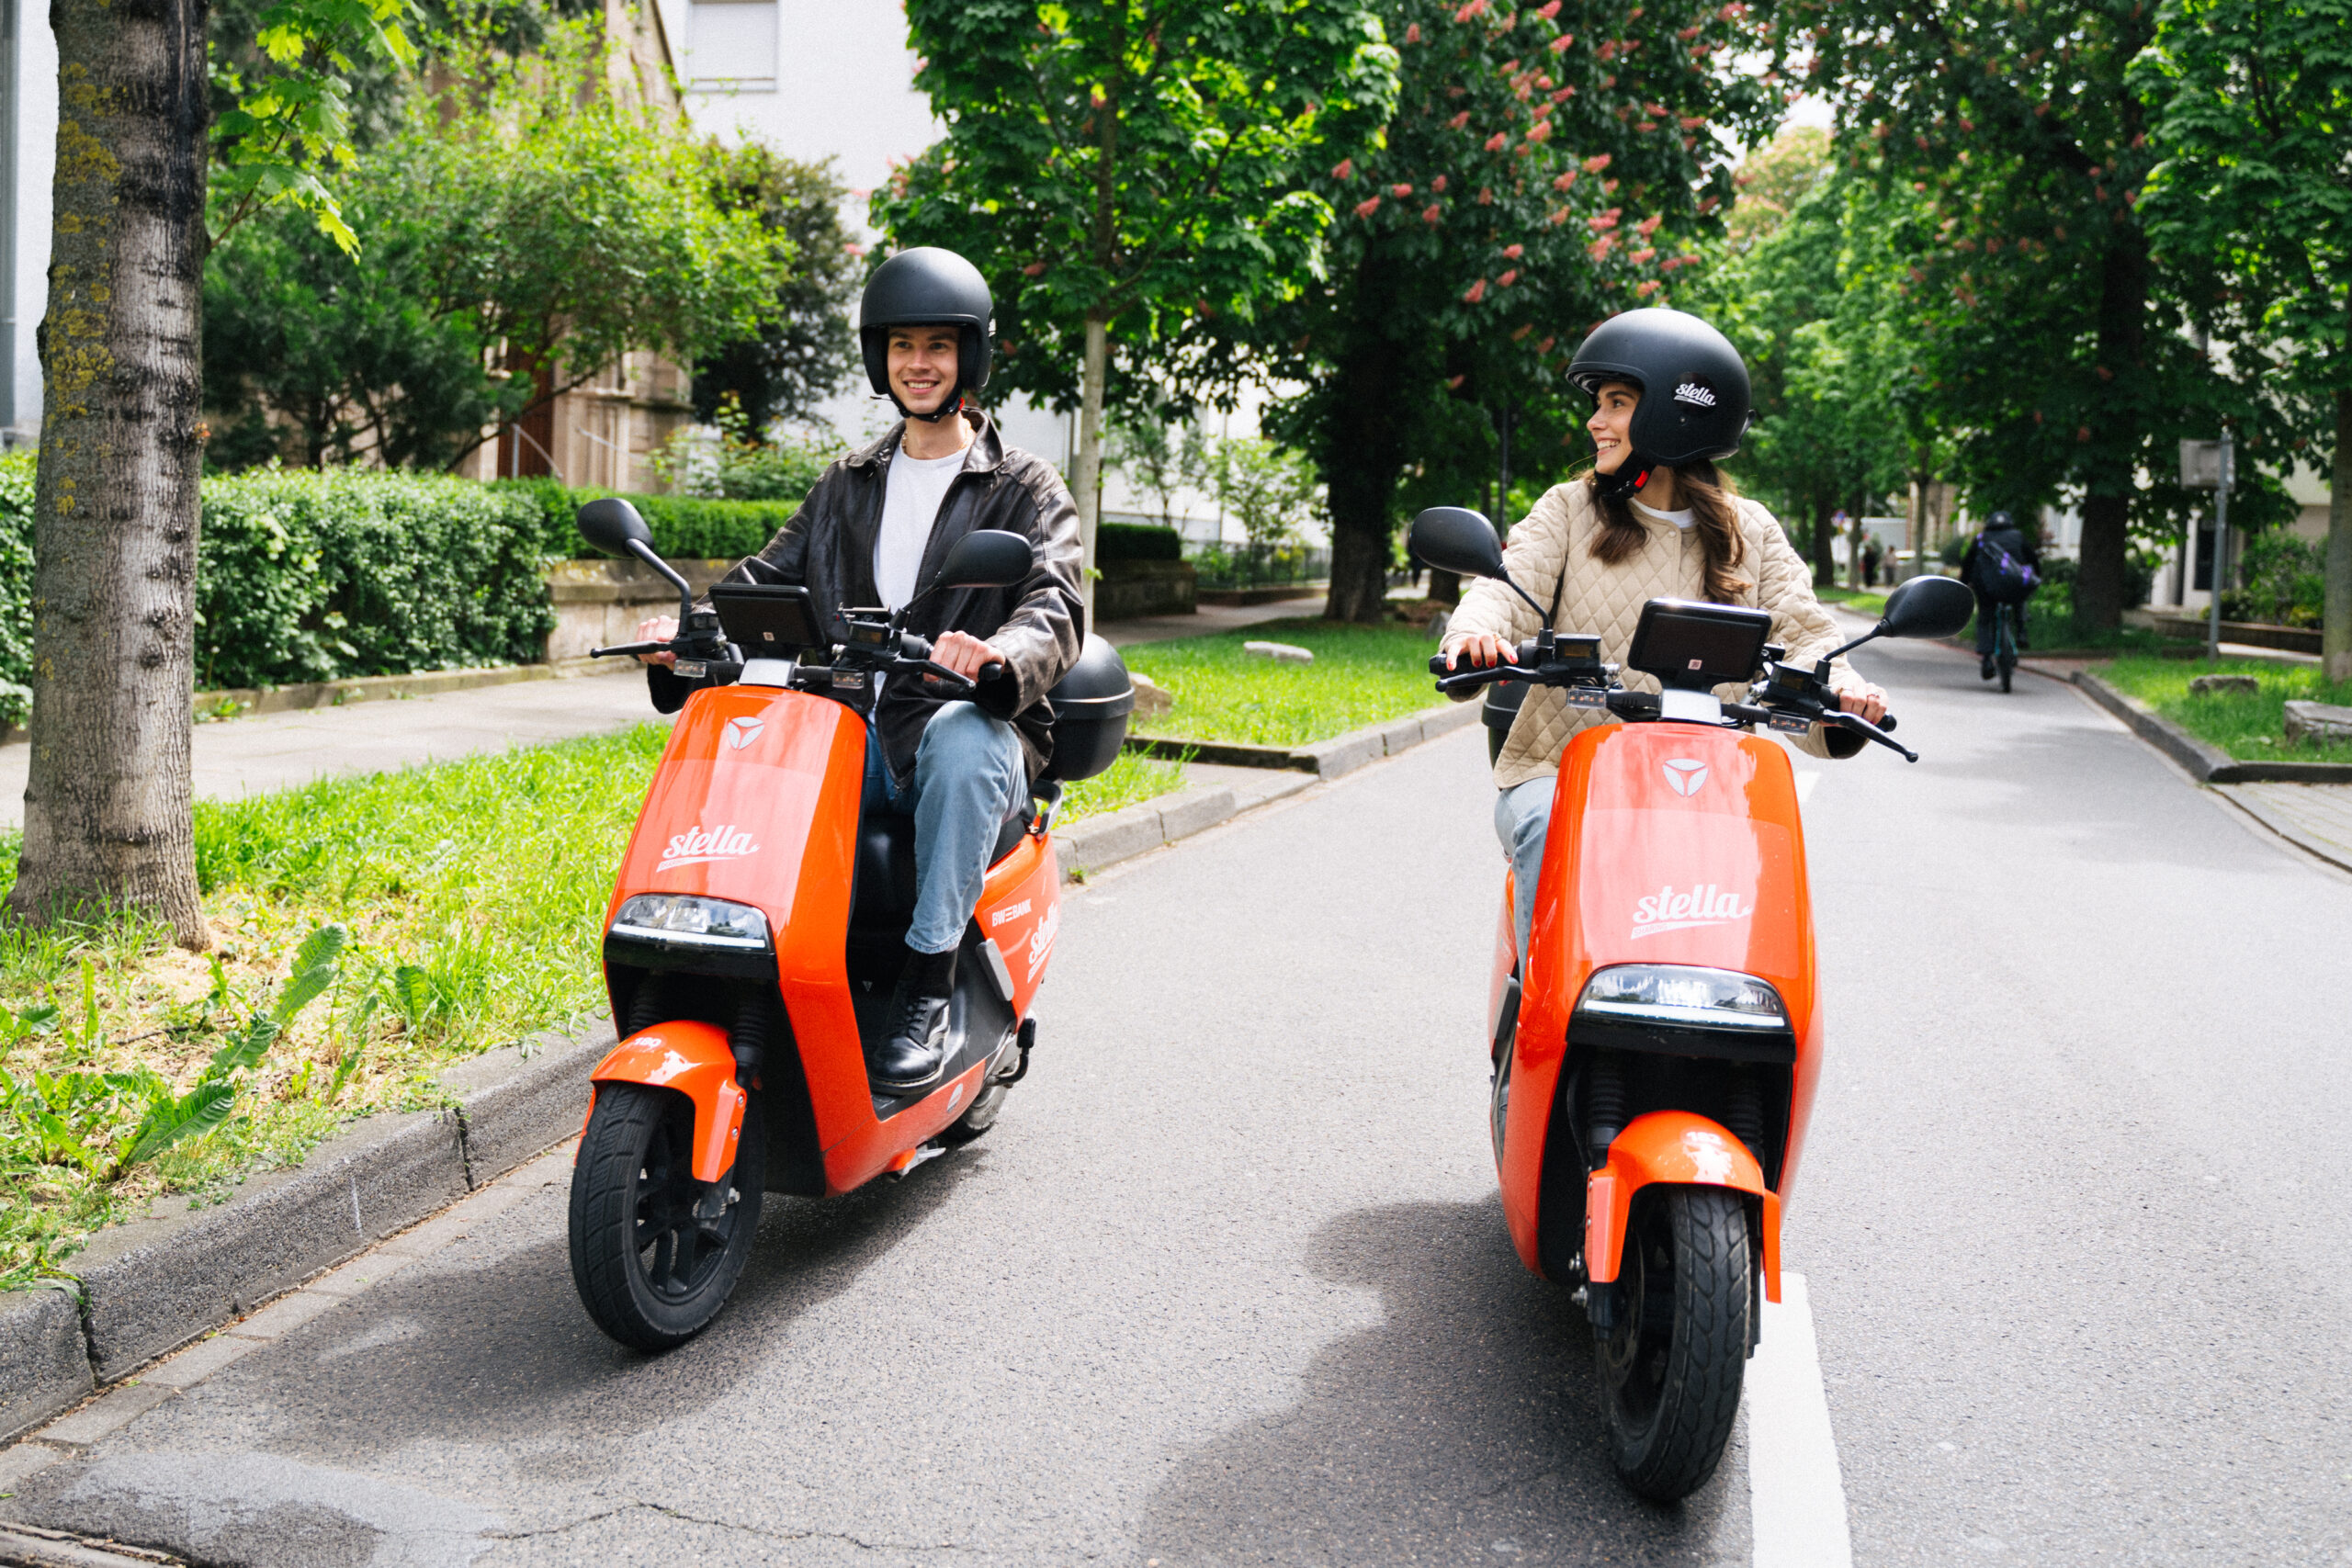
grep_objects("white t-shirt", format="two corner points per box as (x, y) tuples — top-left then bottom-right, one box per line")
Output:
(874, 444), (969, 608)
(1633, 498), (1697, 531)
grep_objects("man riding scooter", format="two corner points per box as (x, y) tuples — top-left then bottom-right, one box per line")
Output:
(634, 247), (1082, 1094)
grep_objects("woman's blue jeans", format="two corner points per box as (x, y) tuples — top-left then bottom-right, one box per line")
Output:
(1494, 777), (1555, 961)
(864, 702), (1028, 955)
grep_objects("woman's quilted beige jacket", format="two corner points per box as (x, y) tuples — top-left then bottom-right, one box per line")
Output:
(1450, 478), (1868, 788)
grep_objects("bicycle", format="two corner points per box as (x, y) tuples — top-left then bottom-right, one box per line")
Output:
(1983, 601), (2020, 693)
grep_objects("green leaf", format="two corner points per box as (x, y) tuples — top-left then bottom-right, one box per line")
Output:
(271, 922), (349, 1026)
(118, 1079), (240, 1172)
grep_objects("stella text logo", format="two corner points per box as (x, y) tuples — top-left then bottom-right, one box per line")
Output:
(658, 823), (760, 872)
(1632, 883), (1749, 940)
(1662, 759), (1709, 795)
(1026, 901), (1060, 979)
(1673, 380), (1718, 408)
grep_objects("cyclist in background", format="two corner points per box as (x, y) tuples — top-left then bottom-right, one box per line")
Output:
(1961, 509), (2041, 681)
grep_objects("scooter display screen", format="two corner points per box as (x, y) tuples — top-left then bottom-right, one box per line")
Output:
(710, 583), (825, 655)
(1626, 599), (1775, 688)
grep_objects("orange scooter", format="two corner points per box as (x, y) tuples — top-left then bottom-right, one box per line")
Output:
(561, 499), (1132, 1349)
(1412, 507), (1971, 1499)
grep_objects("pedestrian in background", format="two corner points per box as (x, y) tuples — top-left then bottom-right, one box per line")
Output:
(1861, 536), (1883, 587)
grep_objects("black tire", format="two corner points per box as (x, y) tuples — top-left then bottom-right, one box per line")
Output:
(937, 1078), (1007, 1145)
(1998, 656), (2015, 694)
(569, 1082), (764, 1350)
(1595, 1186), (1752, 1501)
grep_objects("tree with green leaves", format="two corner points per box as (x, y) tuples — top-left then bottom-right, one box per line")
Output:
(2136, 0), (2352, 678)
(873, 0), (1400, 619)
(1702, 131), (1917, 582)
(202, 23), (786, 474)
(692, 146), (864, 435)
(1202, 0), (1782, 619)
(9, 0), (417, 945)
(1794, 0), (2236, 631)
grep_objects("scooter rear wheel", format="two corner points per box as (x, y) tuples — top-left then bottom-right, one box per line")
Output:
(569, 1082), (764, 1350)
(1595, 1185), (1751, 1501)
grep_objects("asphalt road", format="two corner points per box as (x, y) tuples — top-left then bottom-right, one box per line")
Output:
(5, 629), (2347, 1566)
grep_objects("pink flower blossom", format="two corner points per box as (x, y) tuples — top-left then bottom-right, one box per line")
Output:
(1504, 243), (1524, 258)
(1354, 197), (1383, 218)
(1583, 153), (1612, 173)
(1331, 158), (1354, 179)
(1406, 21), (1421, 40)
(1464, 278), (1488, 302)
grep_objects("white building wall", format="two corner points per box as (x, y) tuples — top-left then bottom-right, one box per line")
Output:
(6, 0), (56, 441)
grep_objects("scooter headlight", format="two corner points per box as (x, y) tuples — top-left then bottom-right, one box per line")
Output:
(1576, 964), (1787, 1032)
(610, 893), (771, 952)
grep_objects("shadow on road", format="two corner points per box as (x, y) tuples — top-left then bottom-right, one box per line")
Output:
(157, 1151), (990, 1463)
(1137, 1195), (1745, 1567)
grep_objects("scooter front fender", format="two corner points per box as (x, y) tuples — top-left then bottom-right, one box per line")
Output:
(588, 1020), (745, 1183)
(1584, 1110), (1781, 1303)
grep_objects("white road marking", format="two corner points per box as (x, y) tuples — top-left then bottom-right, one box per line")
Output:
(1748, 1271), (1854, 1568)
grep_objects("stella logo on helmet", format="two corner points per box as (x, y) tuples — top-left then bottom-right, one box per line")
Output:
(1673, 380), (1719, 409)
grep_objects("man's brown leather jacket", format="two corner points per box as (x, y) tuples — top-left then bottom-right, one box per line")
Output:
(651, 409), (1084, 789)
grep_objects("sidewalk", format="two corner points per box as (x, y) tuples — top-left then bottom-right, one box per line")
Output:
(1101, 592), (1325, 647)
(0, 665), (661, 830)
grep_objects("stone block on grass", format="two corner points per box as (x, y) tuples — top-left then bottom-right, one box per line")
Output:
(2285, 700), (2352, 747)
(2189, 674), (2259, 697)
(1242, 640), (1314, 664)
(1129, 673), (1174, 718)
(0, 1288), (93, 1445)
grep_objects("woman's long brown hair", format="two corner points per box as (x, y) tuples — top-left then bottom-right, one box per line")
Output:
(1585, 459), (1752, 604)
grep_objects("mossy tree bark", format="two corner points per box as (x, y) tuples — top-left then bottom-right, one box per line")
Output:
(6, 0), (209, 948)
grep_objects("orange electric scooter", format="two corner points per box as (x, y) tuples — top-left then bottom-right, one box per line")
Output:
(1411, 507), (1972, 1499)
(561, 499), (1132, 1350)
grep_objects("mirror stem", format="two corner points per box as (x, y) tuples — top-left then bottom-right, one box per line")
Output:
(1823, 622), (1885, 663)
(1500, 573), (1547, 623)
(628, 538), (696, 626)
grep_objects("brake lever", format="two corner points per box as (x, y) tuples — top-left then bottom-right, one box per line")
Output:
(591, 639), (669, 660)
(1836, 712), (1917, 763)
(913, 659), (978, 694)
(1434, 663), (1524, 695)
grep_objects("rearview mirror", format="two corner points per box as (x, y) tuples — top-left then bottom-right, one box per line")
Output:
(577, 498), (654, 559)
(1408, 508), (1506, 581)
(1879, 574), (1973, 639)
(935, 529), (1035, 591)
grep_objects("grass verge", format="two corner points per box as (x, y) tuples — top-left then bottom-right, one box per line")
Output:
(2093, 657), (2352, 763)
(1122, 617), (1441, 748)
(0, 719), (1182, 1290)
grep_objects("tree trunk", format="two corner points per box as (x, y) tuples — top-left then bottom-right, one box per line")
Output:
(6, 0), (209, 947)
(1320, 262), (1413, 624)
(1811, 496), (1835, 587)
(1073, 311), (1107, 628)
(2326, 383), (2352, 682)
(2074, 230), (2151, 633)
(1427, 569), (1461, 606)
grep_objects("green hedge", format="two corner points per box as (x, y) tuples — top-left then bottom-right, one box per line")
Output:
(0, 463), (813, 719)
(492, 478), (797, 561)
(1098, 521), (1182, 563)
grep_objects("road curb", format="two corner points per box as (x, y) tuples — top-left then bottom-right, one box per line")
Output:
(1058, 700), (1477, 879)
(0, 1028), (613, 1441)
(1123, 698), (1483, 777)
(2073, 671), (2352, 784)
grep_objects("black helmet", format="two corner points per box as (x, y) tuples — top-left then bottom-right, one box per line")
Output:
(1567, 308), (1752, 498)
(859, 247), (994, 423)
(1985, 509), (2016, 532)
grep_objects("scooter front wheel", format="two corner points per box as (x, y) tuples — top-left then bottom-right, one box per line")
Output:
(1595, 1185), (1751, 1501)
(569, 1082), (764, 1350)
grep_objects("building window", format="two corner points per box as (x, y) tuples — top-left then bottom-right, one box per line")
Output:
(685, 0), (778, 93)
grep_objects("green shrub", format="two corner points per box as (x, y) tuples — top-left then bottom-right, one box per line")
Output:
(198, 470), (556, 690)
(1097, 522), (1182, 563)
(493, 478), (797, 561)
(0, 454), (34, 728)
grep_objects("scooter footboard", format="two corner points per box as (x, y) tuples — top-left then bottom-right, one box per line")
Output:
(1584, 1111), (1781, 1303)
(588, 1020), (746, 1183)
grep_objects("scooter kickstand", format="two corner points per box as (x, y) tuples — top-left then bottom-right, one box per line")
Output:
(888, 1143), (948, 1179)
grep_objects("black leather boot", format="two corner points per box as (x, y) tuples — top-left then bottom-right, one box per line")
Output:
(870, 945), (956, 1093)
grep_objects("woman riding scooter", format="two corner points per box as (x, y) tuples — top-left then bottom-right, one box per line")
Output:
(1442, 308), (1886, 953)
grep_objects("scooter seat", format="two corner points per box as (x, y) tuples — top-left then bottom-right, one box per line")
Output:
(853, 807), (1033, 925)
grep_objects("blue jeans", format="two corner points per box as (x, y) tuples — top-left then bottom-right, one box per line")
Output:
(864, 702), (1028, 954)
(1494, 777), (1555, 962)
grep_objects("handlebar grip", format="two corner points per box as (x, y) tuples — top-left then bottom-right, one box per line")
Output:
(1879, 712), (1897, 734)
(1435, 664), (1521, 695)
